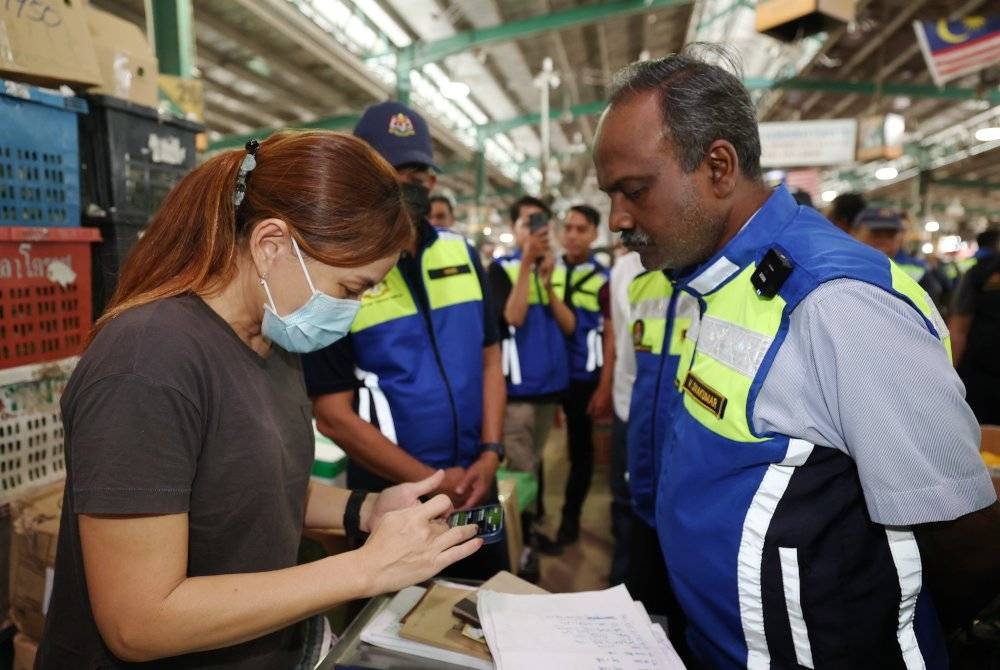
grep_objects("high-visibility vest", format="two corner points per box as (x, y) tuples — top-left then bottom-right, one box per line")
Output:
(497, 252), (570, 398)
(563, 257), (610, 382)
(350, 228), (485, 469)
(656, 186), (951, 669)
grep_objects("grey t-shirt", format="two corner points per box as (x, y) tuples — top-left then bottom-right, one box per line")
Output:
(38, 295), (315, 669)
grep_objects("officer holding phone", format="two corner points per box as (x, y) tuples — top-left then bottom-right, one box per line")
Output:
(305, 102), (509, 580)
(488, 196), (576, 566)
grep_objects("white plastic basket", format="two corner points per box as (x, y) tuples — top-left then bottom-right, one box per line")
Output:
(0, 357), (77, 504)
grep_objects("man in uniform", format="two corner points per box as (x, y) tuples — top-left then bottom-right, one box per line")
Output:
(594, 48), (999, 668)
(551, 204), (610, 546)
(304, 101), (507, 578)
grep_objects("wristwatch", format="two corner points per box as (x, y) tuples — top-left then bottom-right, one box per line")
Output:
(479, 442), (506, 462)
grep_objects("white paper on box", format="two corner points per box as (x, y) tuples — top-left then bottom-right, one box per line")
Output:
(477, 584), (685, 669)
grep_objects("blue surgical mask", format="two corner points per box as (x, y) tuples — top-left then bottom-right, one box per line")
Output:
(260, 238), (361, 353)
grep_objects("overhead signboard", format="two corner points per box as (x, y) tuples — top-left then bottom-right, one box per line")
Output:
(759, 119), (858, 168)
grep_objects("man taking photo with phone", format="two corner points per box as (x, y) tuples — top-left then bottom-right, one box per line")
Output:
(489, 196), (575, 568)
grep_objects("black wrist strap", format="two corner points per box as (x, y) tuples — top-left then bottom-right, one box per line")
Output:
(344, 489), (369, 542)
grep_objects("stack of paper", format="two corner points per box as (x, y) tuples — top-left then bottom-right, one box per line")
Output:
(360, 586), (494, 669)
(477, 584), (686, 669)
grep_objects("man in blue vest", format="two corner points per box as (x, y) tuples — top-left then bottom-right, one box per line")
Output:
(488, 196), (575, 558)
(303, 101), (507, 578)
(594, 48), (999, 668)
(550, 204), (610, 546)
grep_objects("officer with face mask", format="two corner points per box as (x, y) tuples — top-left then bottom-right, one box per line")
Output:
(303, 102), (509, 580)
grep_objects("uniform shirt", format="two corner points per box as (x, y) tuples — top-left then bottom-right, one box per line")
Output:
(303, 220), (498, 397)
(610, 252), (645, 420)
(753, 278), (994, 526)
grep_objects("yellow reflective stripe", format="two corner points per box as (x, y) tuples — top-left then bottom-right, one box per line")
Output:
(673, 292), (700, 385)
(682, 265), (784, 443)
(351, 267), (418, 332)
(889, 262), (953, 361)
(423, 237), (482, 309)
(568, 270), (607, 313)
(897, 262), (925, 282)
(502, 259), (565, 305)
(629, 272), (673, 357)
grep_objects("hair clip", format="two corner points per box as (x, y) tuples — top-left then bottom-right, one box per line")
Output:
(234, 138), (260, 207)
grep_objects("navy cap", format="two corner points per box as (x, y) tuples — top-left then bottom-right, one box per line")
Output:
(853, 207), (903, 231)
(353, 101), (439, 172)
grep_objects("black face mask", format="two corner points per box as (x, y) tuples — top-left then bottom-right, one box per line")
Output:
(400, 182), (431, 222)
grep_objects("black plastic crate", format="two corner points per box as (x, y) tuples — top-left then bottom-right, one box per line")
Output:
(88, 220), (145, 320)
(79, 94), (202, 224)
(78, 95), (202, 319)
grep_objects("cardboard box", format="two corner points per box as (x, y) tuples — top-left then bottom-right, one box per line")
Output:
(0, 0), (102, 87)
(756, 0), (854, 42)
(9, 482), (64, 642)
(87, 7), (159, 107)
(497, 479), (522, 575)
(13, 632), (38, 670)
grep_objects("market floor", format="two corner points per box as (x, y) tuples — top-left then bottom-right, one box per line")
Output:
(536, 419), (616, 594)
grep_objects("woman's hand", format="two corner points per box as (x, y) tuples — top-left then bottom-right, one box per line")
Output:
(362, 470), (445, 533)
(359, 494), (483, 594)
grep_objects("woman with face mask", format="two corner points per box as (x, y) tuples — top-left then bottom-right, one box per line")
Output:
(36, 132), (483, 670)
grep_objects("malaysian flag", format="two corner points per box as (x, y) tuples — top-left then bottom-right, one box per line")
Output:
(913, 16), (1000, 86)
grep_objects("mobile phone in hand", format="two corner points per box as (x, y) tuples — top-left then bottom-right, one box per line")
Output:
(528, 211), (550, 232)
(448, 504), (504, 544)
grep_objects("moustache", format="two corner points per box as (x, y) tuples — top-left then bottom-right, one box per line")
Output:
(621, 229), (653, 249)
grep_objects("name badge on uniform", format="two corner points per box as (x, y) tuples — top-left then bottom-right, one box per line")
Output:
(683, 372), (727, 419)
(428, 264), (472, 279)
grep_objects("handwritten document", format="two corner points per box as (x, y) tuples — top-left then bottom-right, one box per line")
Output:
(477, 584), (685, 669)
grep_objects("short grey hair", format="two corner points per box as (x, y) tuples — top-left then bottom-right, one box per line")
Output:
(608, 44), (762, 180)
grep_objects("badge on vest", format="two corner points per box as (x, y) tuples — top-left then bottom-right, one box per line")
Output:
(632, 319), (650, 352)
(428, 264), (472, 279)
(683, 372), (727, 419)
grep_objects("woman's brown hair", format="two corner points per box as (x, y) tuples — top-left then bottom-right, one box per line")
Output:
(90, 130), (412, 340)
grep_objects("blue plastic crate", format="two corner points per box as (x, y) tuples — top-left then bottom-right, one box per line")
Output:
(0, 80), (87, 227)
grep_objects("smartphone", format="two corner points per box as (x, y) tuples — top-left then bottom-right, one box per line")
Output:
(528, 211), (550, 232)
(448, 504), (504, 544)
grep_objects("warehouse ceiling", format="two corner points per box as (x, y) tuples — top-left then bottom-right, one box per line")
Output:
(90, 0), (1000, 230)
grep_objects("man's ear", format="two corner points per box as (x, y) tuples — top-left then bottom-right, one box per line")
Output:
(705, 140), (739, 199)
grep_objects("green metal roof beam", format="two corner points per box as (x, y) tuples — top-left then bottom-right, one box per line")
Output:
(479, 100), (607, 137)
(370, 0), (692, 69)
(745, 78), (1000, 104)
(206, 115), (361, 153)
(928, 177), (1000, 191)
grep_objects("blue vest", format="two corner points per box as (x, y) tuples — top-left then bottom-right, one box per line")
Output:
(498, 252), (570, 398)
(625, 269), (679, 526)
(350, 228), (484, 469)
(564, 257), (610, 382)
(656, 186), (950, 669)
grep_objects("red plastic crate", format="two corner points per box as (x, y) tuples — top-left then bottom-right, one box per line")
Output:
(0, 227), (101, 369)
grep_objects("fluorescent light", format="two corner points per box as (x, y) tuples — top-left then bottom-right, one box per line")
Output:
(975, 127), (1000, 142)
(499, 232), (514, 244)
(924, 220), (940, 232)
(921, 242), (934, 254)
(441, 81), (470, 100)
(821, 190), (838, 203)
(875, 166), (899, 181)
